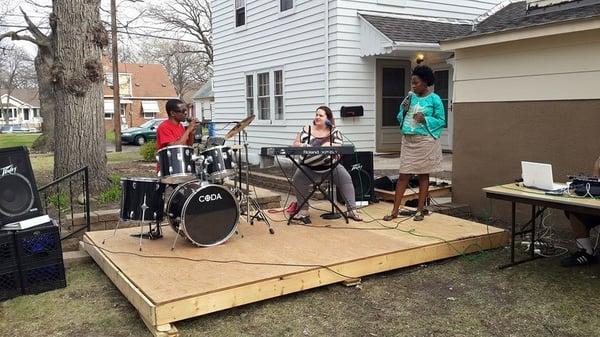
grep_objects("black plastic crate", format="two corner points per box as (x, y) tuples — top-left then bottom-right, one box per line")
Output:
(0, 265), (22, 301)
(15, 222), (62, 265)
(0, 231), (17, 268)
(20, 256), (66, 295)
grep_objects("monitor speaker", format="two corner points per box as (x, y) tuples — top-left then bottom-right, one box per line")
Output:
(0, 147), (43, 226)
(336, 151), (375, 202)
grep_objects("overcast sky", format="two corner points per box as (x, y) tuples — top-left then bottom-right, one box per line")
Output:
(2, 0), (198, 57)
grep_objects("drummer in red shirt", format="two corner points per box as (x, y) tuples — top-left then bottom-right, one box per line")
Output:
(157, 99), (197, 150)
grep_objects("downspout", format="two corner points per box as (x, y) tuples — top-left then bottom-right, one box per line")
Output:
(324, 0), (329, 105)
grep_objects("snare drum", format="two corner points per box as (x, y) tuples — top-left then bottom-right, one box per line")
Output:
(166, 180), (239, 247)
(157, 145), (196, 184)
(119, 177), (166, 222)
(197, 146), (236, 181)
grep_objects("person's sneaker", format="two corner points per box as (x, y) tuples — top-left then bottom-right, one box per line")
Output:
(413, 211), (425, 221)
(560, 250), (598, 267)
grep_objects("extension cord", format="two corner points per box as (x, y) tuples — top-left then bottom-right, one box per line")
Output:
(520, 241), (550, 249)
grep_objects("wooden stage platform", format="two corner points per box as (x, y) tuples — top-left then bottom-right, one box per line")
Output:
(83, 201), (508, 336)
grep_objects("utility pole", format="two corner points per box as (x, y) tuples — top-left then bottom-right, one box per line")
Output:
(111, 0), (122, 152)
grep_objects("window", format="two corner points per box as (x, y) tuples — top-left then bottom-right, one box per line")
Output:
(104, 99), (126, 119)
(1, 109), (17, 121)
(382, 67), (406, 127)
(245, 69), (285, 122)
(141, 101), (160, 119)
(433, 70), (449, 128)
(274, 70), (283, 120)
(23, 108), (30, 121)
(246, 75), (254, 117)
(257, 72), (270, 120)
(235, 0), (245, 27)
(280, 0), (293, 11)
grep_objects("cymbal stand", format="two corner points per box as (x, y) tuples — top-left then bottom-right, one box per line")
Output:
(239, 129), (274, 234)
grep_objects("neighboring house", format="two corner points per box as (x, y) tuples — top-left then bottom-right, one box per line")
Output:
(212, 0), (503, 162)
(440, 0), (600, 218)
(102, 62), (178, 131)
(193, 80), (214, 121)
(0, 89), (42, 130)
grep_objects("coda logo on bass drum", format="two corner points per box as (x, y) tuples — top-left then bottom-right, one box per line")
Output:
(198, 193), (223, 203)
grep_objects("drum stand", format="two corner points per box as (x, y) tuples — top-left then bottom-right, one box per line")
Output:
(102, 195), (162, 250)
(235, 130), (274, 235)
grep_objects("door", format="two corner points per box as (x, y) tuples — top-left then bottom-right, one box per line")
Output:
(376, 59), (411, 152)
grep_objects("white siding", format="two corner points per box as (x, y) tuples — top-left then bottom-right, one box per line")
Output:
(213, 0), (501, 157)
(329, 0), (501, 151)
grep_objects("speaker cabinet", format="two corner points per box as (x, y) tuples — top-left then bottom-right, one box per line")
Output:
(0, 147), (43, 226)
(336, 151), (375, 202)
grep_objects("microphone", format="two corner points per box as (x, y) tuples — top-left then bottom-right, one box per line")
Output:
(401, 91), (414, 119)
(401, 91), (413, 108)
(325, 119), (333, 128)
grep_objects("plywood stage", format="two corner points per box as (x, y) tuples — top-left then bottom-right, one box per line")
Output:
(83, 201), (508, 336)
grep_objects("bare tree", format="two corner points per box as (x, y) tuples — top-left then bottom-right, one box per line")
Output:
(139, 39), (210, 98)
(147, 0), (213, 67)
(51, 0), (109, 190)
(0, 8), (56, 152)
(0, 46), (35, 124)
(1, 1), (109, 190)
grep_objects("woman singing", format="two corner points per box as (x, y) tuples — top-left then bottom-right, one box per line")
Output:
(384, 65), (446, 221)
(291, 106), (362, 223)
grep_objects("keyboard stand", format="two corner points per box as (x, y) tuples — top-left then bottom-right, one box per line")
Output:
(286, 154), (349, 225)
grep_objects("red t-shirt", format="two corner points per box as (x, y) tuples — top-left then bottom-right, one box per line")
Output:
(156, 120), (192, 150)
(156, 120), (193, 172)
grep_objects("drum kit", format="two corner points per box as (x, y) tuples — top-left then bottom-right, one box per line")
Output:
(106, 115), (272, 250)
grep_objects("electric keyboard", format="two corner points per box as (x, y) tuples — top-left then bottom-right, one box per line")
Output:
(260, 145), (355, 156)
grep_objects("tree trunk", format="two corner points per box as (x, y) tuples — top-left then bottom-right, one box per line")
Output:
(31, 46), (56, 152)
(52, 0), (109, 192)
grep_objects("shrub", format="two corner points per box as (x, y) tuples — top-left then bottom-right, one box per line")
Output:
(139, 141), (157, 162)
(98, 174), (122, 204)
(47, 192), (70, 210)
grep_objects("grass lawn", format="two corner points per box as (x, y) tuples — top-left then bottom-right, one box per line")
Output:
(1, 248), (598, 337)
(0, 133), (41, 148)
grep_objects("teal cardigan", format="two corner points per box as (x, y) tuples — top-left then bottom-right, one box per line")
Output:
(397, 92), (446, 139)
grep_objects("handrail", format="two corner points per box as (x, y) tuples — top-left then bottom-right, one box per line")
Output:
(38, 166), (90, 241)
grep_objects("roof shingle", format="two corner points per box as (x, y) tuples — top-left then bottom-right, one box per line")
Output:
(466, 1), (600, 38)
(361, 14), (473, 44)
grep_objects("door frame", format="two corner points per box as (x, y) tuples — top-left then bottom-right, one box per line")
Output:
(375, 58), (411, 152)
(430, 63), (454, 151)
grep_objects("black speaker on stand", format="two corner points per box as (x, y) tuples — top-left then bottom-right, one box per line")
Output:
(336, 151), (375, 203)
(0, 146), (44, 227)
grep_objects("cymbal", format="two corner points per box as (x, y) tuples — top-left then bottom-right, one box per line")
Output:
(225, 114), (255, 140)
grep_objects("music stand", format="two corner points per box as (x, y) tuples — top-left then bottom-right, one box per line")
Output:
(320, 126), (341, 220)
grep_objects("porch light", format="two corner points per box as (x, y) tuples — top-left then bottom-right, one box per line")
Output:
(416, 54), (425, 64)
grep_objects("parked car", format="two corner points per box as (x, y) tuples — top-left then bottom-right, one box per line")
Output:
(120, 118), (166, 145)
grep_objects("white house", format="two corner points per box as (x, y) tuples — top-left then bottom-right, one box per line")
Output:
(0, 89), (42, 130)
(212, 0), (504, 161)
(193, 80), (215, 121)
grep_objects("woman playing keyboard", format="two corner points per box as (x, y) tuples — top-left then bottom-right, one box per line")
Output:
(290, 106), (362, 223)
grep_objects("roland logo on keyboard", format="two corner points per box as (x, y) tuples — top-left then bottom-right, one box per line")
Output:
(198, 193), (223, 203)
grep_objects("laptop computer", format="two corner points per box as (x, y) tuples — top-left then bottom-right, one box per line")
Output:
(521, 161), (567, 191)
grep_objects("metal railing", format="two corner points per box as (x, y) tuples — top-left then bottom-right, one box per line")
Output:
(38, 166), (90, 241)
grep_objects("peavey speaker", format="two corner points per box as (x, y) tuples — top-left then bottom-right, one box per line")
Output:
(0, 146), (43, 226)
(336, 151), (375, 202)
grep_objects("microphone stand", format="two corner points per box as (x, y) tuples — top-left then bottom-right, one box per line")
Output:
(321, 123), (341, 220)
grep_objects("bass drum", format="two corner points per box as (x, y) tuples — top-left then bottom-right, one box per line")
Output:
(166, 180), (239, 247)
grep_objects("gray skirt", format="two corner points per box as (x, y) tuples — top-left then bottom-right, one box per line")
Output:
(399, 135), (443, 174)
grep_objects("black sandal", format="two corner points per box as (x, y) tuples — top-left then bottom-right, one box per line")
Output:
(346, 210), (363, 222)
(383, 214), (398, 221)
